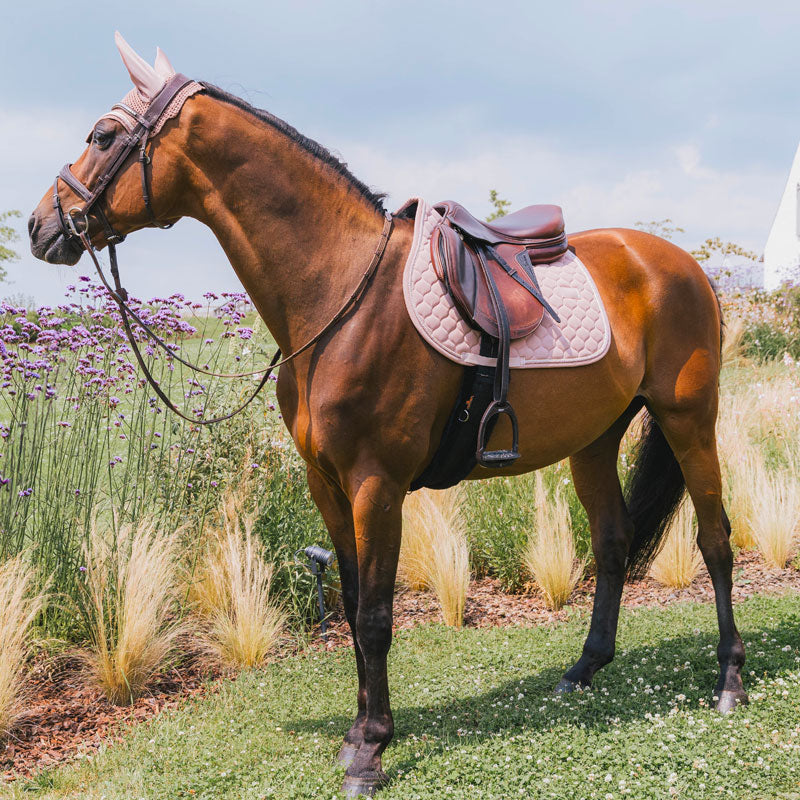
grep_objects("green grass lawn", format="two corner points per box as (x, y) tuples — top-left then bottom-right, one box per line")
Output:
(12, 593), (800, 800)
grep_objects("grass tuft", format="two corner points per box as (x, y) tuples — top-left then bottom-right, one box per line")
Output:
(75, 519), (185, 705)
(522, 474), (585, 610)
(0, 555), (47, 739)
(193, 489), (287, 669)
(747, 462), (800, 568)
(401, 488), (470, 627)
(649, 500), (703, 588)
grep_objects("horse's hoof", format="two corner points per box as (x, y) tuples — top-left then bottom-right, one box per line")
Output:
(554, 678), (580, 695)
(716, 689), (749, 714)
(341, 773), (389, 798)
(337, 742), (360, 767)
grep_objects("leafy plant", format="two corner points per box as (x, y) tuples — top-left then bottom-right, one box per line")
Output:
(0, 210), (21, 284)
(486, 190), (511, 221)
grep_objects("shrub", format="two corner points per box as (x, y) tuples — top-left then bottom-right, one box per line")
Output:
(522, 474), (585, 610)
(649, 500), (703, 588)
(401, 488), (470, 627)
(75, 519), (186, 705)
(0, 555), (47, 739)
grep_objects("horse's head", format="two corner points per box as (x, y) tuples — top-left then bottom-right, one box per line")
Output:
(29, 32), (202, 265)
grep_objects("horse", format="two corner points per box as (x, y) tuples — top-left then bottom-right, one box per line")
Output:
(28, 36), (747, 798)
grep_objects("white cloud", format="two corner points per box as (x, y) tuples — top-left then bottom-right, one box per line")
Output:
(344, 135), (783, 254)
(3, 107), (785, 305)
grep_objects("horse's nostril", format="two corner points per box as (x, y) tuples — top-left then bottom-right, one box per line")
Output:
(28, 213), (37, 238)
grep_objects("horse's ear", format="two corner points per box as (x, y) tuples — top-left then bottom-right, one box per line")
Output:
(114, 31), (163, 102)
(154, 47), (175, 81)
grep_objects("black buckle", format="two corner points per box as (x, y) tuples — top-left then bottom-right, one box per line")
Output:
(476, 399), (520, 468)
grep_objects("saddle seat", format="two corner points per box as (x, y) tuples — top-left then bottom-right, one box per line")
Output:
(439, 201), (566, 247)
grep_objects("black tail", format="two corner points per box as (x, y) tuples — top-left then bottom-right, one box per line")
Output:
(624, 413), (686, 581)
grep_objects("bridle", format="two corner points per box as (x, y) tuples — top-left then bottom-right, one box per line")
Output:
(52, 74), (393, 425)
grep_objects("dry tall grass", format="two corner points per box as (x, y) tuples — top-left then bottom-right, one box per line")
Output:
(721, 316), (746, 367)
(191, 488), (286, 669)
(649, 500), (703, 588)
(747, 463), (800, 568)
(0, 556), (47, 739)
(400, 488), (470, 627)
(76, 519), (185, 705)
(721, 444), (761, 549)
(522, 474), (585, 610)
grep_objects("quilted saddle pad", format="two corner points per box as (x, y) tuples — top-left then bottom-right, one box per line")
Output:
(400, 198), (611, 368)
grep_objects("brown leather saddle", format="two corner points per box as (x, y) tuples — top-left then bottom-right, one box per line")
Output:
(430, 200), (568, 468)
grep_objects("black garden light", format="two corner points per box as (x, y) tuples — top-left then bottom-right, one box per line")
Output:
(298, 544), (335, 640)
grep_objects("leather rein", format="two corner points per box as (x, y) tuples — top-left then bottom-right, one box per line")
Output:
(52, 74), (393, 425)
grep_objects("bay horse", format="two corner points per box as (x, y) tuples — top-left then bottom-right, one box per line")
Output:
(29, 38), (747, 798)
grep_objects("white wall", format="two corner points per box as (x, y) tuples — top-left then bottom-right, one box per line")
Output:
(764, 142), (800, 290)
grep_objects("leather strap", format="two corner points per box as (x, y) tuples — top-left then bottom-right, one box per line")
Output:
(76, 213), (394, 424)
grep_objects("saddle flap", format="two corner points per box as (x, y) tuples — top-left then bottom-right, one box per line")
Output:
(431, 222), (544, 340)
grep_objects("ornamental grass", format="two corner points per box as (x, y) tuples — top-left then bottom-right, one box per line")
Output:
(191, 484), (286, 669)
(747, 462), (800, 568)
(0, 555), (47, 739)
(75, 518), (186, 705)
(649, 499), (703, 589)
(522, 473), (585, 611)
(400, 487), (470, 627)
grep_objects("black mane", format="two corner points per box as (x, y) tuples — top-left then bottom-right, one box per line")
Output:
(199, 82), (386, 212)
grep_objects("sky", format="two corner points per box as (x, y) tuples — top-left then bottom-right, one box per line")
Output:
(1, 0), (799, 304)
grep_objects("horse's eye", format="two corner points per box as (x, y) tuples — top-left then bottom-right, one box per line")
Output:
(92, 128), (114, 150)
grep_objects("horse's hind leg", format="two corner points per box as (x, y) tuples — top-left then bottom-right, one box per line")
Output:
(556, 402), (640, 691)
(653, 406), (748, 712)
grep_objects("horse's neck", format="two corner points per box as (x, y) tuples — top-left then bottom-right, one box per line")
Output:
(181, 96), (387, 353)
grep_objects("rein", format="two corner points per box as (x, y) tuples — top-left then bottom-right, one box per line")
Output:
(54, 75), (394, 425)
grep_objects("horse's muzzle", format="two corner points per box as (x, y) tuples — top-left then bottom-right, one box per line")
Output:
(29, 211), (84, 266)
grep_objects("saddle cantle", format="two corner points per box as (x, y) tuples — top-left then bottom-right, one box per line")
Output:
(428, 200), (569, 469)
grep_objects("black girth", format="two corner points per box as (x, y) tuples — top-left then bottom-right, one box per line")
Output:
(410, 335), (500, 491)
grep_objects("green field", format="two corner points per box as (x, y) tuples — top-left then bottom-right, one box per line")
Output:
(11, 593), (800, 800)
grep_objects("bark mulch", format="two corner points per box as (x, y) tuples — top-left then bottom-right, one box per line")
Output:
(3, 549), (799, 782)
(2, 659), (217, 783)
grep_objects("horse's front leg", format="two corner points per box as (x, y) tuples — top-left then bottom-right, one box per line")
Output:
(305, 468), (366, 764)
(340, 473), (403, 798)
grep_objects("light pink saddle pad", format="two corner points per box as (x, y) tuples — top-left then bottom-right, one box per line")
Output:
(400, 198), (611, 369)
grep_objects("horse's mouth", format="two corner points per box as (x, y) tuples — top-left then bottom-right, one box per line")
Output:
(31, 230), (85, 266)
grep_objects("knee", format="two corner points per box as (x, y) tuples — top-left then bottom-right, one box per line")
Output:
(356, 606), (393, 660)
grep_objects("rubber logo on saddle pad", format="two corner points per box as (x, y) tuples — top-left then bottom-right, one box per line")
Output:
(400, 198), (612, 369)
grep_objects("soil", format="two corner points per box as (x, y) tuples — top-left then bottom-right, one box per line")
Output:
(3, 548), (799, 782)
